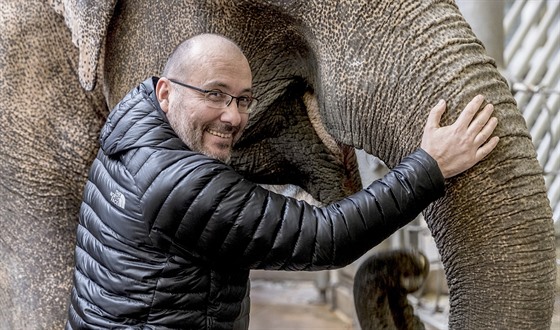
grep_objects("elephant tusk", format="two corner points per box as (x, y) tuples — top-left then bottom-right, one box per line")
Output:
(303, 91), (342, 157)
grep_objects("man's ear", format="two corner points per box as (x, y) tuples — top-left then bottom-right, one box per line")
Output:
(51, 0), (118, 91)
(156, 78), (171, 113)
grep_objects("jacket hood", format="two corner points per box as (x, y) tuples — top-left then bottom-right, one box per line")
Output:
(100, 77), (187, 156)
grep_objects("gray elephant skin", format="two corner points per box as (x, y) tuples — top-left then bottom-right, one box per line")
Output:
(0, 0), (555, 329)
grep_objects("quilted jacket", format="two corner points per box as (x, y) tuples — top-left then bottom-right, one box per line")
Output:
(66, 77), (445, 329)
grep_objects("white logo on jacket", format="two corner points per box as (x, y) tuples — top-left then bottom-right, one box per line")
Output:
(110, 190), (126, 209)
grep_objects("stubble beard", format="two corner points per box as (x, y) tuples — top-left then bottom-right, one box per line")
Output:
(167, 106), (233, 164)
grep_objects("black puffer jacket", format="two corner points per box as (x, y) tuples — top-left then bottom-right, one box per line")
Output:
(66, 77), (445, 329)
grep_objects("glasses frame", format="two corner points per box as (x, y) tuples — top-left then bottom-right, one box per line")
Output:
(168, 78), (257, 114)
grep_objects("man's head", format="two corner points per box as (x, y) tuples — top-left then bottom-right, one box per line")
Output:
(156, 33), (254, 163)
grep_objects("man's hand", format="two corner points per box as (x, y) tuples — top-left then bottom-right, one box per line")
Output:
(421, 95), (499, 179)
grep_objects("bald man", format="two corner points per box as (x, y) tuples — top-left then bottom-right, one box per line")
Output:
(66, 33), (497, 329)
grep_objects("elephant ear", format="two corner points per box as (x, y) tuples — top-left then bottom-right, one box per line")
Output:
(50, 0), (118, 91)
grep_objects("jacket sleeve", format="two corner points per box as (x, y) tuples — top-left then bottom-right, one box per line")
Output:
(142, 148), (444, 270)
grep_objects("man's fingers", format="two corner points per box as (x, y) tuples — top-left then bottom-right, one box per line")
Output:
(421, 94), (499, 178)
(457, 94), (485, 127)
(468, 103), (495, 135)
(474, 116), (498, 146)
(425, 99), (446, 130)
(475, 136), (500, 161)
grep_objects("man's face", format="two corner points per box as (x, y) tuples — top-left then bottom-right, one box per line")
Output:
(162, 52), (252, 163)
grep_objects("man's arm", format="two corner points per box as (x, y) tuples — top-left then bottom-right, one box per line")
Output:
(145, 96), (499, 269)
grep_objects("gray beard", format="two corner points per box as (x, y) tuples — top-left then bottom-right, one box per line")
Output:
(166, 108), (231, 164)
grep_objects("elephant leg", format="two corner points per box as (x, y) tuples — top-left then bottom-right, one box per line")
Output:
(0, 1), (107, 328)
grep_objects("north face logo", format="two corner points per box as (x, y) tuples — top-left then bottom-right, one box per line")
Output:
(110, 190), (126, 209)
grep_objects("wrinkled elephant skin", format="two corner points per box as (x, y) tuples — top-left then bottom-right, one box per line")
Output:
(0, 0), (555, 329)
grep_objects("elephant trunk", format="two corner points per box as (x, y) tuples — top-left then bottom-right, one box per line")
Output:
(304, 0), (555, 328)
(353, 250), (429, 330)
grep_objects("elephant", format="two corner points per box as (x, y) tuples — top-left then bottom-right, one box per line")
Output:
(353, 250), (429, 330)
(0, 0), (555, 329)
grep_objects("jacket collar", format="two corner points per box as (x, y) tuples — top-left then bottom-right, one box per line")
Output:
(100, 77), (188, 156)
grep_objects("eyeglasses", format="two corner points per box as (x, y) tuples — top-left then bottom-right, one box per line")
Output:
(168, 79), (258, 114)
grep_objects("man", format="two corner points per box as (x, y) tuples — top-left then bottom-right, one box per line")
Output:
(66, 33), (498, 329)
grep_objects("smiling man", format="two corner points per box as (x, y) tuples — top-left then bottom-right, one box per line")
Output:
(66, 33), (498, 329)
(157, 36), (255, 163)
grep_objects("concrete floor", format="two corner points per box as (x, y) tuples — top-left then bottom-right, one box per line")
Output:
(249, 277), (559, 330)
(249, 280), (353, 330)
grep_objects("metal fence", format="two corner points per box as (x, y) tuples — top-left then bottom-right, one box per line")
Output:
(504, 0), (560, 231)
